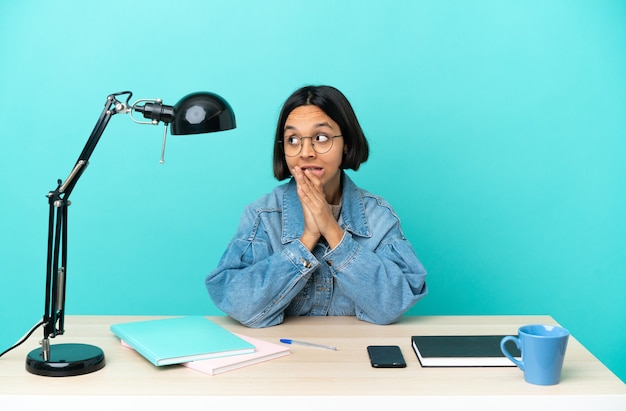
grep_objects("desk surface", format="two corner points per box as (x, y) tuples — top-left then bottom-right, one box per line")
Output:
(1, 315), (625, 410)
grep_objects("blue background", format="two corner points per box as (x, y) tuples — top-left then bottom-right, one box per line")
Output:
(1, 0), (624, 382)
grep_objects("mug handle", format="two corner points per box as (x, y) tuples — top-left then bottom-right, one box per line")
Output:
(500, 336), (524, 370)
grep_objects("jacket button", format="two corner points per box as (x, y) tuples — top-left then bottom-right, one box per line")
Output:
(326, 260), (333, 266)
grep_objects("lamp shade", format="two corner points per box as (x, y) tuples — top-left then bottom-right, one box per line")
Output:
(170, 92), (236, 135)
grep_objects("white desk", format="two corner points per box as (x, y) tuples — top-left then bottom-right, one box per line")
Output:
(1, 315), (624, 410)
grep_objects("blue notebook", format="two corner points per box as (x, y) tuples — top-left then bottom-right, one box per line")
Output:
(110, 316), (255, 366)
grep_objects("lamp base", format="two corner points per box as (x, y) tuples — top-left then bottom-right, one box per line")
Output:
(26, 343), (105, 377)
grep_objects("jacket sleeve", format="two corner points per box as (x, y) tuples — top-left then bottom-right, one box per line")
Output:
(205, 209), (319, 328)
(324, 223), (428, 325)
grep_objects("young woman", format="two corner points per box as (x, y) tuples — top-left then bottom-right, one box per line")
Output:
(205, 85), (427, 328)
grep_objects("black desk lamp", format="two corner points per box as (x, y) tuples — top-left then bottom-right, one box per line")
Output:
(25, 90), (236, 377)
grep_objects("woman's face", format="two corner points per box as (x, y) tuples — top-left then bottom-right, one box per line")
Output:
(283, 105), (345, 196)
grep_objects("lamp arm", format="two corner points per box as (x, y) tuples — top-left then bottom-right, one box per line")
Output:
(61, 92), (132, 198)
(40, 92), (131, 356)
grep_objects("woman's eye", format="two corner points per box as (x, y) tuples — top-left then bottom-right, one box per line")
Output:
(314, 134), (330, 143)
(287, 137), (300, 145)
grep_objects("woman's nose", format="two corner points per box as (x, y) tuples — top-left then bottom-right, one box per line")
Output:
(300, 138), (316, 157)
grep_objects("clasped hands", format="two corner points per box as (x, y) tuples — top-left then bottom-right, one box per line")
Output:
(292, 166), (344, 251)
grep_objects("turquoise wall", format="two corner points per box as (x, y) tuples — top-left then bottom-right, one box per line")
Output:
(1, 1), (624, 382)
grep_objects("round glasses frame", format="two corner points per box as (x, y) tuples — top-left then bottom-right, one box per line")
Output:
(279, 135), (343, 157)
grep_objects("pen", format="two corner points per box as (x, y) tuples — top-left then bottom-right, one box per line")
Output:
(280, 338), (338, 351)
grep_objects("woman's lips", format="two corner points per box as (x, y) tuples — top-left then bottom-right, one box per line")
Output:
(302, 167), (324, 178)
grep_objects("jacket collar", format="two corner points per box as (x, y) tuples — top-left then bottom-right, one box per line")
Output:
(282, 172), (372, 243)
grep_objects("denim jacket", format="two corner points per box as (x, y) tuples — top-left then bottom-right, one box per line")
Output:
(205, 172), (427, 328)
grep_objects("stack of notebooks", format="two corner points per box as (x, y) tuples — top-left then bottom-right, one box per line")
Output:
(110, 316), (290, 375)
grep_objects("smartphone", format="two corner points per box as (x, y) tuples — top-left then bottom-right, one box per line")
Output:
(367, 345), (407, 368)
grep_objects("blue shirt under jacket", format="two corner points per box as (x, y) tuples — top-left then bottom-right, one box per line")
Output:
(205, 172), (427, 328)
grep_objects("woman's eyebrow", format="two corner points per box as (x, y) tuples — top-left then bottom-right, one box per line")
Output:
(313, 122), (334, 129)
(284, 122), (335, 132)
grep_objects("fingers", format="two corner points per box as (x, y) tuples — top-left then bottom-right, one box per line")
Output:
(292, 166), (310, 197)
(293, 167), (335, 223)
(293, 167), (322, 196)
(293, 166), (323, 232)
(291, 166), (342, 249)
(294, 170), (325, 210)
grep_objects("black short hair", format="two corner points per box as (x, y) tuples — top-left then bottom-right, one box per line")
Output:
(273, 85), (369, 180)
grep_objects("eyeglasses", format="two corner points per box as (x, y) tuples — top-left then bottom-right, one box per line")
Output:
(279, 134), (343, 157)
